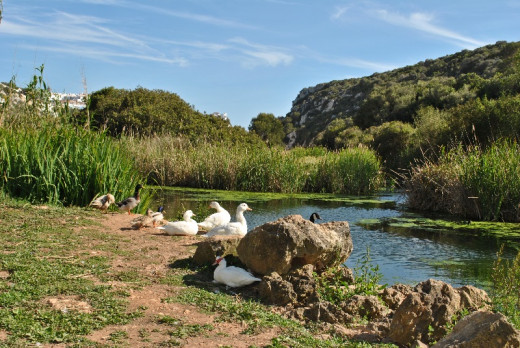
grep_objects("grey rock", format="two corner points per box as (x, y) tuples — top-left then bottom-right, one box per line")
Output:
(237, 214), (352, 275)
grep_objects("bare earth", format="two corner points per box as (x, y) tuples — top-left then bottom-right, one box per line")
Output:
(48, 212), (280, 348)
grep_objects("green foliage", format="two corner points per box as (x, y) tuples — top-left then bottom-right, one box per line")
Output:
(405, 140), (520, 222)
(85, 86), (262, 145)
(128, 136), (384, 195)
(369, 121), (418, 173)
(459, 140), (520, 221)
(414, 106), (451, 149)
(316, 247), (385, 305)
(492, 245), (520, 328)
(249, 112), (285, 146)
(0, 125), (146, 208)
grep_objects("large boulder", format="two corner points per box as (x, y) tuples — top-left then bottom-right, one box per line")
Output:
(192, 236), (242, 265)
(387, 279), (491, 346)
(237, 215), (352, 275)
(433, 310), (520, 348)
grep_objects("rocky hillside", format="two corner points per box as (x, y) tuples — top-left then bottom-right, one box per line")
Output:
(283, 40), (520, 147)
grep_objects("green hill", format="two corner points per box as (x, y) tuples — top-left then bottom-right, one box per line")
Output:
(283, 40), (520, 150)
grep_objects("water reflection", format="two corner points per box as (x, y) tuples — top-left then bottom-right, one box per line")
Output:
(152, 188), (512, 290)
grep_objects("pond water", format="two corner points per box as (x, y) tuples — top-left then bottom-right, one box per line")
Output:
(150, 187), (517, 290)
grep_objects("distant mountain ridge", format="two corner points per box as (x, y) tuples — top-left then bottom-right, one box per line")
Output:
(283, 40), (520, 147)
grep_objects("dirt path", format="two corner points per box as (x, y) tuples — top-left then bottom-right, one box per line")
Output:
(71, 213), (279, 347)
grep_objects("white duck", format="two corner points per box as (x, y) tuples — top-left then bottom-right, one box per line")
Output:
(157, 210), (198, 236)
(213, 256), (261, 288)
(203, 203), (252, 238)
(197, 201), (231, 231)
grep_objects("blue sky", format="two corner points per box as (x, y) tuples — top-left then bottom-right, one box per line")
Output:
(1, 1), (519, 129)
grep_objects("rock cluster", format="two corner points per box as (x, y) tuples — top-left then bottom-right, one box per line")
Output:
(194, 214), (520, 347)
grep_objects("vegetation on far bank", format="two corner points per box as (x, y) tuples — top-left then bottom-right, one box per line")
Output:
(2, 41), (520, 222)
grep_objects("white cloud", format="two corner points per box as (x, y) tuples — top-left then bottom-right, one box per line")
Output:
(331, 6), (349, 21)
(1, 12), (188, 67)
(229, 37), (294, 67)
(375, 9), (487, 48)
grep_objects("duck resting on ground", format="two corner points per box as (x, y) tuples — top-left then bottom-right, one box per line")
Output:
(157, 210), (198, 236)
(151, 206), (165, 227)
(131, 209), (154, 229)
(89, 193), (115, 213)
(213, 256), (262, 288)
(203, 203), (252, 238)
(116, 184), (143, 215)
(309, 212), (322, 223)
(197, 201), (231, 231)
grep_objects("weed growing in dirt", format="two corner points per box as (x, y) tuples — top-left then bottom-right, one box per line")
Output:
(316, 247), (386, 305)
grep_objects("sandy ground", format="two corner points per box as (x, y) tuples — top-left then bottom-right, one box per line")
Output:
(48, 212), (280, 348)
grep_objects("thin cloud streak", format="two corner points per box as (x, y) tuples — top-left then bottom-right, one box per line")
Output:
(374, 9), (487, 47)
(76, 0), (258, 30)
(229, 37), (294, 67)
(19, 43), (188, 66)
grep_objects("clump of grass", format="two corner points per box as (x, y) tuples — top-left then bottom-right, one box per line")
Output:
(491, 245), (520, 328)
(0, 125), (147, 209)
(127, 135), (384, 195)
(405, 139), (520, 221)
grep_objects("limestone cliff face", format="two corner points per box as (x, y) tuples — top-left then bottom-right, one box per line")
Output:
(285, 78), (367, 146)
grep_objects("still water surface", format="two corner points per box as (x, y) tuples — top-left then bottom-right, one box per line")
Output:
(151, 188), (514, 290)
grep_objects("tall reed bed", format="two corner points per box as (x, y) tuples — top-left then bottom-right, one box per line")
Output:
(126, 135), (384, 194)
(405, 139), (520, 221)
(0, 126), (145, 207)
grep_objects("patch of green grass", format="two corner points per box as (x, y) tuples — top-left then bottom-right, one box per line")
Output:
(108, 330), (128, 343)
(0, 198), (142, 345)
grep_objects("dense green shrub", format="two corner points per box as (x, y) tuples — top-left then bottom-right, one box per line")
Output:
(84, 86), (263, 146)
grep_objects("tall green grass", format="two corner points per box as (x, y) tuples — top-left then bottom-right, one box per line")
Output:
(405, 139), (520, 221)
(0, 126), (146, 208)
(126, 135), (384, 195)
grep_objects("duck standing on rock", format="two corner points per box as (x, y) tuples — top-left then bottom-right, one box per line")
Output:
(203, 203), (252, 238)
(213, 256), (262, 288)
(116, 184), (143, 215)
(131, 208), (154, 229)
(197, 201), (231, 231)
(89, 193), (115, 213)
(157, 210), (198, 236)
